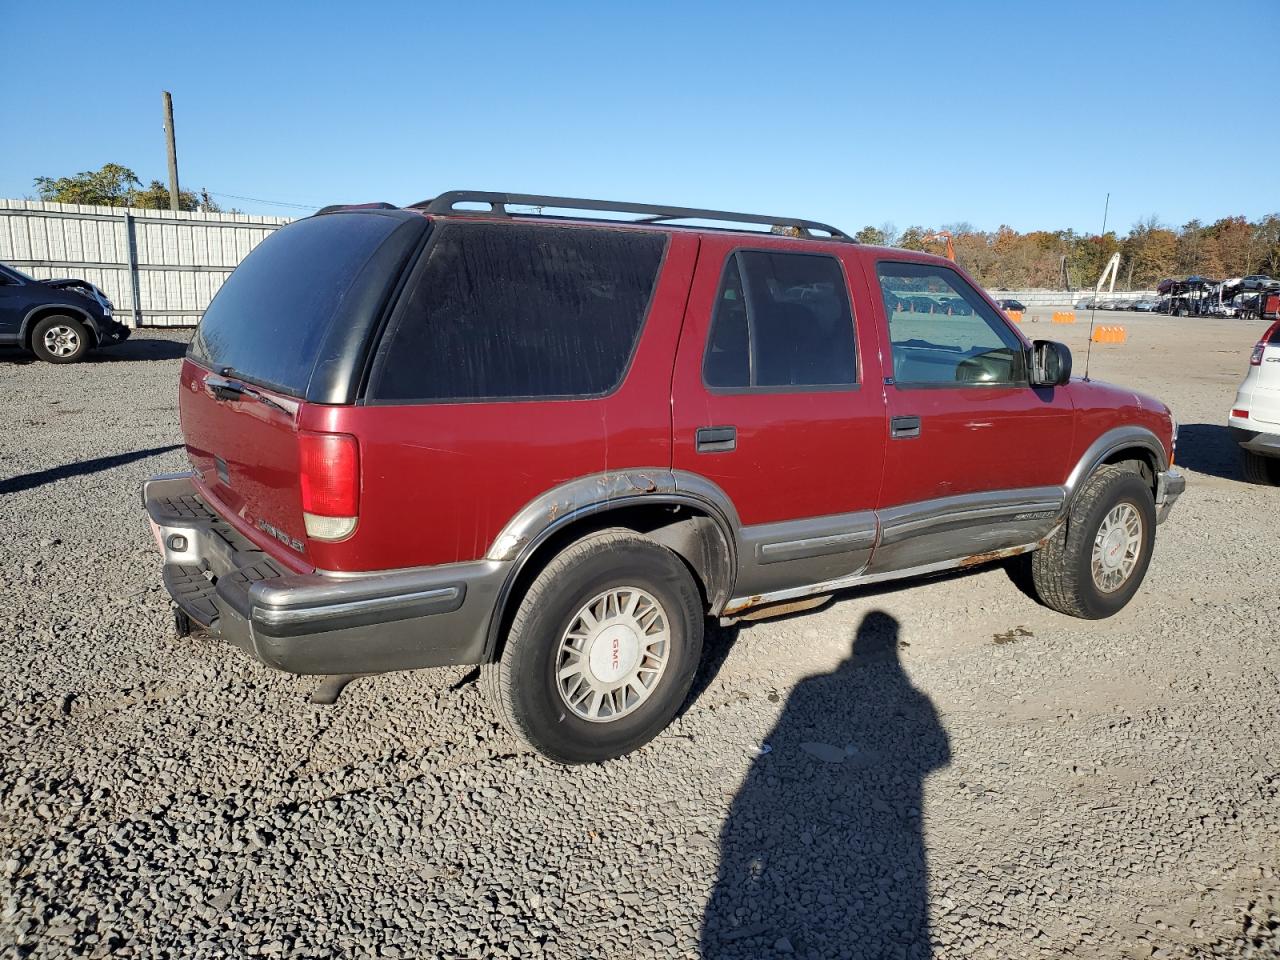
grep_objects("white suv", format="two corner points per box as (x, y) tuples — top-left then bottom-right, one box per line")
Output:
(1229, 304), (1280, 485)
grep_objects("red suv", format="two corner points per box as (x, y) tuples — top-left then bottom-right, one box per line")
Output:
(144, 192), (1185, 763)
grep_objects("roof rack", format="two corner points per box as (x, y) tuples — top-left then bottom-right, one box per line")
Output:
(315, 202), (399, 216)
(410, 191), (851, 241)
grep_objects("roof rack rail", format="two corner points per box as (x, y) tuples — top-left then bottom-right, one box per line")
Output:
(315, 202), (399, 216)
(410, 191), (851, 241)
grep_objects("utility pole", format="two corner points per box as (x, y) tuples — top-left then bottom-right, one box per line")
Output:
(162, 91), (181, 211)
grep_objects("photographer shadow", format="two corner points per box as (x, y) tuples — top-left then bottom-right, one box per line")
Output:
(701, 610), (950, 959)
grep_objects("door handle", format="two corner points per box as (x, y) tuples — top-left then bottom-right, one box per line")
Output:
(890, 415), (921, 439)
(696, 425), (737, 453)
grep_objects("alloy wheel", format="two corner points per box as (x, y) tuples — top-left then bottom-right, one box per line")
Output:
(42, 324), (80, 358)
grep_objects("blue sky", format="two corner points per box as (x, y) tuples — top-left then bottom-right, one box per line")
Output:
(4, 0), (1276, 234)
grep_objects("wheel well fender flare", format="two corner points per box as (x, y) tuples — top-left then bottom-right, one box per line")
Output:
(481, 470), (741, 661)
(1064, 427), (1167, 507)
(21, 304), (98, 347)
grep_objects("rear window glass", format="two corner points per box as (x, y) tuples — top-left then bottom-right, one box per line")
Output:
(189, 213), (403, 395)
(368, 222), (666, 402)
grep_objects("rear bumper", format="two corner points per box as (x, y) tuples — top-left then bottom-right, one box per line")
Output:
(1155, 467), (1186, 524)
(143, 473), (507, 674)
(1229, 425), (1280, 458)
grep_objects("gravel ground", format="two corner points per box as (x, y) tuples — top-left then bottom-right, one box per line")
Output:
(2, 315), (1278, 960)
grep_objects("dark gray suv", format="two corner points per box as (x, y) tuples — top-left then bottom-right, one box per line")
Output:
(0, 262), (131, 363)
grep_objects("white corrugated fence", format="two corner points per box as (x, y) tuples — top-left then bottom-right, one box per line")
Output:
(0, 199), (291, 327)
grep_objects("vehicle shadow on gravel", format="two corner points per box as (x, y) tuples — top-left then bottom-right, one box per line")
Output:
(1174, 423), (1243, 481)
(0, 337), (188, 365)
(0, 444), (182, 495)
(701, 611), (949, 959)
(89, 338), (189, 362)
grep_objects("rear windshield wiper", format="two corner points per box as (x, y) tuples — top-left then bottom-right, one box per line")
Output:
(208, 370), (289, 414)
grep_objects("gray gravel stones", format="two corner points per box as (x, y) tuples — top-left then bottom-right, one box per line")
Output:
(2, 319), (1280, 959)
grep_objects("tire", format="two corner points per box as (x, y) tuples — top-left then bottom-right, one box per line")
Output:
(1030, 465), (1157, 619)
(482, 529), (705, 764)
(1241, 448), (1280, 485)
(30, 315), (90, 363)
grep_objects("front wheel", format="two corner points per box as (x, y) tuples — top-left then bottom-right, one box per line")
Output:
(31, 315), (90, 363)
(482, 529), (705, 764)
(1030, 465), (1157, 619)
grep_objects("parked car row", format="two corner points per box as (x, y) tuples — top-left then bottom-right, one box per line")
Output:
(1154, 275), (1280, 319)
(887, 294), (975, 315)
(1074, 297), (1147, 311)
(1073, 281), (1280, 319)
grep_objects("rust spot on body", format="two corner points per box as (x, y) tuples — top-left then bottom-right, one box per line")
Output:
(722, 594), (766, 616)
(736, 594), (832, 622)
(626, 473), (658, 493)
(959, 543), (1035, 568)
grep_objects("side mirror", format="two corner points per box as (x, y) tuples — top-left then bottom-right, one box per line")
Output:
(1030, 339), (1072, 387)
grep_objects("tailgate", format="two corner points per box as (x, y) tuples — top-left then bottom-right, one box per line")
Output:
(175, 209), (426, 567)
(179, 358), (312, 564)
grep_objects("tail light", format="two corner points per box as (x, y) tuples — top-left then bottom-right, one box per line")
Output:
(1232, 408), (1249, 419)
(1251, 320), (1280, 366)
(299, 431), (359, 541)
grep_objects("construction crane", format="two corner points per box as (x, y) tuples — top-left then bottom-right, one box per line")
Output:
(923, 231), (956, 262)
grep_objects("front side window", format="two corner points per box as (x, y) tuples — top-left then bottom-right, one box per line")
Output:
(877, 262), (1026, 386)
(703, 250), (857, 390)
(369, 222), (665, 402)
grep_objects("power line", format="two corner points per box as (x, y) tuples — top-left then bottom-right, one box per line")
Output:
(205, 190), (322, 211)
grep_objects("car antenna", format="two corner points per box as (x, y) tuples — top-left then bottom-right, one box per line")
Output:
(1083, 192), (1110, 382)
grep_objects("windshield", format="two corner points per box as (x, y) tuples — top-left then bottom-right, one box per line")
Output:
(2, 263), (38, 283)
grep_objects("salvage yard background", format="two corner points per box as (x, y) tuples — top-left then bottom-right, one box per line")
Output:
(0, 200), (287, 328)
(0, 198), (1139, 327)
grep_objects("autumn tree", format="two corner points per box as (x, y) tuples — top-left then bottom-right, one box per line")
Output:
(1205, 217), (1255, 277)
(33, 162), (222, 212)
(895, 227), (928, 252)
(1122, 216), (1178, 287)
(866, 213), (1278, 289)
(33, 163), (140, 206)
(1253, 215), (1280, 277)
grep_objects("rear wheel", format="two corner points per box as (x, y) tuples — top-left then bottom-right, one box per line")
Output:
(31, 315), (90, 363)
(1241, 448), (1280, 485)
(482, 529), (704, 764)
(1031, 465), (1157, 619)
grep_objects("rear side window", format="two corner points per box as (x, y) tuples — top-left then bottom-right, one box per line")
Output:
(190, 213), (403, 396)
(703, 250), (857, 390)
(369, 222), (666, 402)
